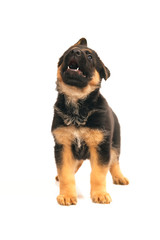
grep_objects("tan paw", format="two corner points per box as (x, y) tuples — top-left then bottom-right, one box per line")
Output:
(91, 192), (112, 204)
(113, 175), (129, 185)
(57, 195), (77, 206)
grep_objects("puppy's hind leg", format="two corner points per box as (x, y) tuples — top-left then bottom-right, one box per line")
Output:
(109, 148), (129, 185)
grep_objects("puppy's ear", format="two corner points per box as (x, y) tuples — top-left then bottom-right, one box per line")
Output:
(100, 64), (110, 80)
(96, 56), (110, 80)
(58, 55), (63, 67)
(74, 38), (87, 46)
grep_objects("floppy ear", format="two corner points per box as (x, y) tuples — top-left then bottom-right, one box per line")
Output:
(58, 55), (64, 67)
(96, 56), (110, 80)
(74, 38), (87, 46)
(100, 64), (110, 80)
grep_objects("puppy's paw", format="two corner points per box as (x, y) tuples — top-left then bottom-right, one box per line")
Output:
(57, 195), (77, 206)
(91, 192), (112, 204)
(113, 176), (129, 185)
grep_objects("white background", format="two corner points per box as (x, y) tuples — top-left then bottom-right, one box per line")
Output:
(0, 0), (160, 239)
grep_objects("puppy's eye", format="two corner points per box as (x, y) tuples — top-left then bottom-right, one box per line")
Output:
(88, 55), (92, 60)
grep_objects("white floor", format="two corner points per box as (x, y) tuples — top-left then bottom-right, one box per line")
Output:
(0, 149), (159, 240)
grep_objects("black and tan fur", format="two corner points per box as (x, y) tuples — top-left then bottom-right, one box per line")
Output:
(51, 38), (129, 205)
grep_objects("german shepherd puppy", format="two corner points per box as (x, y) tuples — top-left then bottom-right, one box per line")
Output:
(51, 38), (129, 205)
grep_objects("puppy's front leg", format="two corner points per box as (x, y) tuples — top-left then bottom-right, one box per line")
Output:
(90, 146), (112, 204)
(55, 144), (77, 206)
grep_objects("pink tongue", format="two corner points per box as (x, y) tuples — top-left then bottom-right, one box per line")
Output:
(69, 66), (80, 73)
(67, 66), (85, 77)
(72, 68), (82, 74)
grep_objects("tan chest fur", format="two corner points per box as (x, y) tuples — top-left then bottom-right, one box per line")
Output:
(52, 126), (106, 148)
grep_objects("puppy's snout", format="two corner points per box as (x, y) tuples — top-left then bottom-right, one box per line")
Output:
(70, 48), (81, 57)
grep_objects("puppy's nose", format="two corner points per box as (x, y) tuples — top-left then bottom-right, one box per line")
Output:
(71, 48), (81, 57)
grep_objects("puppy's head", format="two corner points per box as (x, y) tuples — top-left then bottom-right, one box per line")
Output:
(57, 38), (110, 98)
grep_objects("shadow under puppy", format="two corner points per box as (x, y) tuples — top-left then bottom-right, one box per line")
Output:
(51, 38), (129, 206)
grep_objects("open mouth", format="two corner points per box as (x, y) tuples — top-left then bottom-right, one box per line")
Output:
(66, 59), (86, 77)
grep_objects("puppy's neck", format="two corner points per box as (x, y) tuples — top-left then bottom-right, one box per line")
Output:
(57, 88), (100, 110)
(56, 80), (99, 104)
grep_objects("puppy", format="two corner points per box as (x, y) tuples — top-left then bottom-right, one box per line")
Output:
(51, 38), (129, 205)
